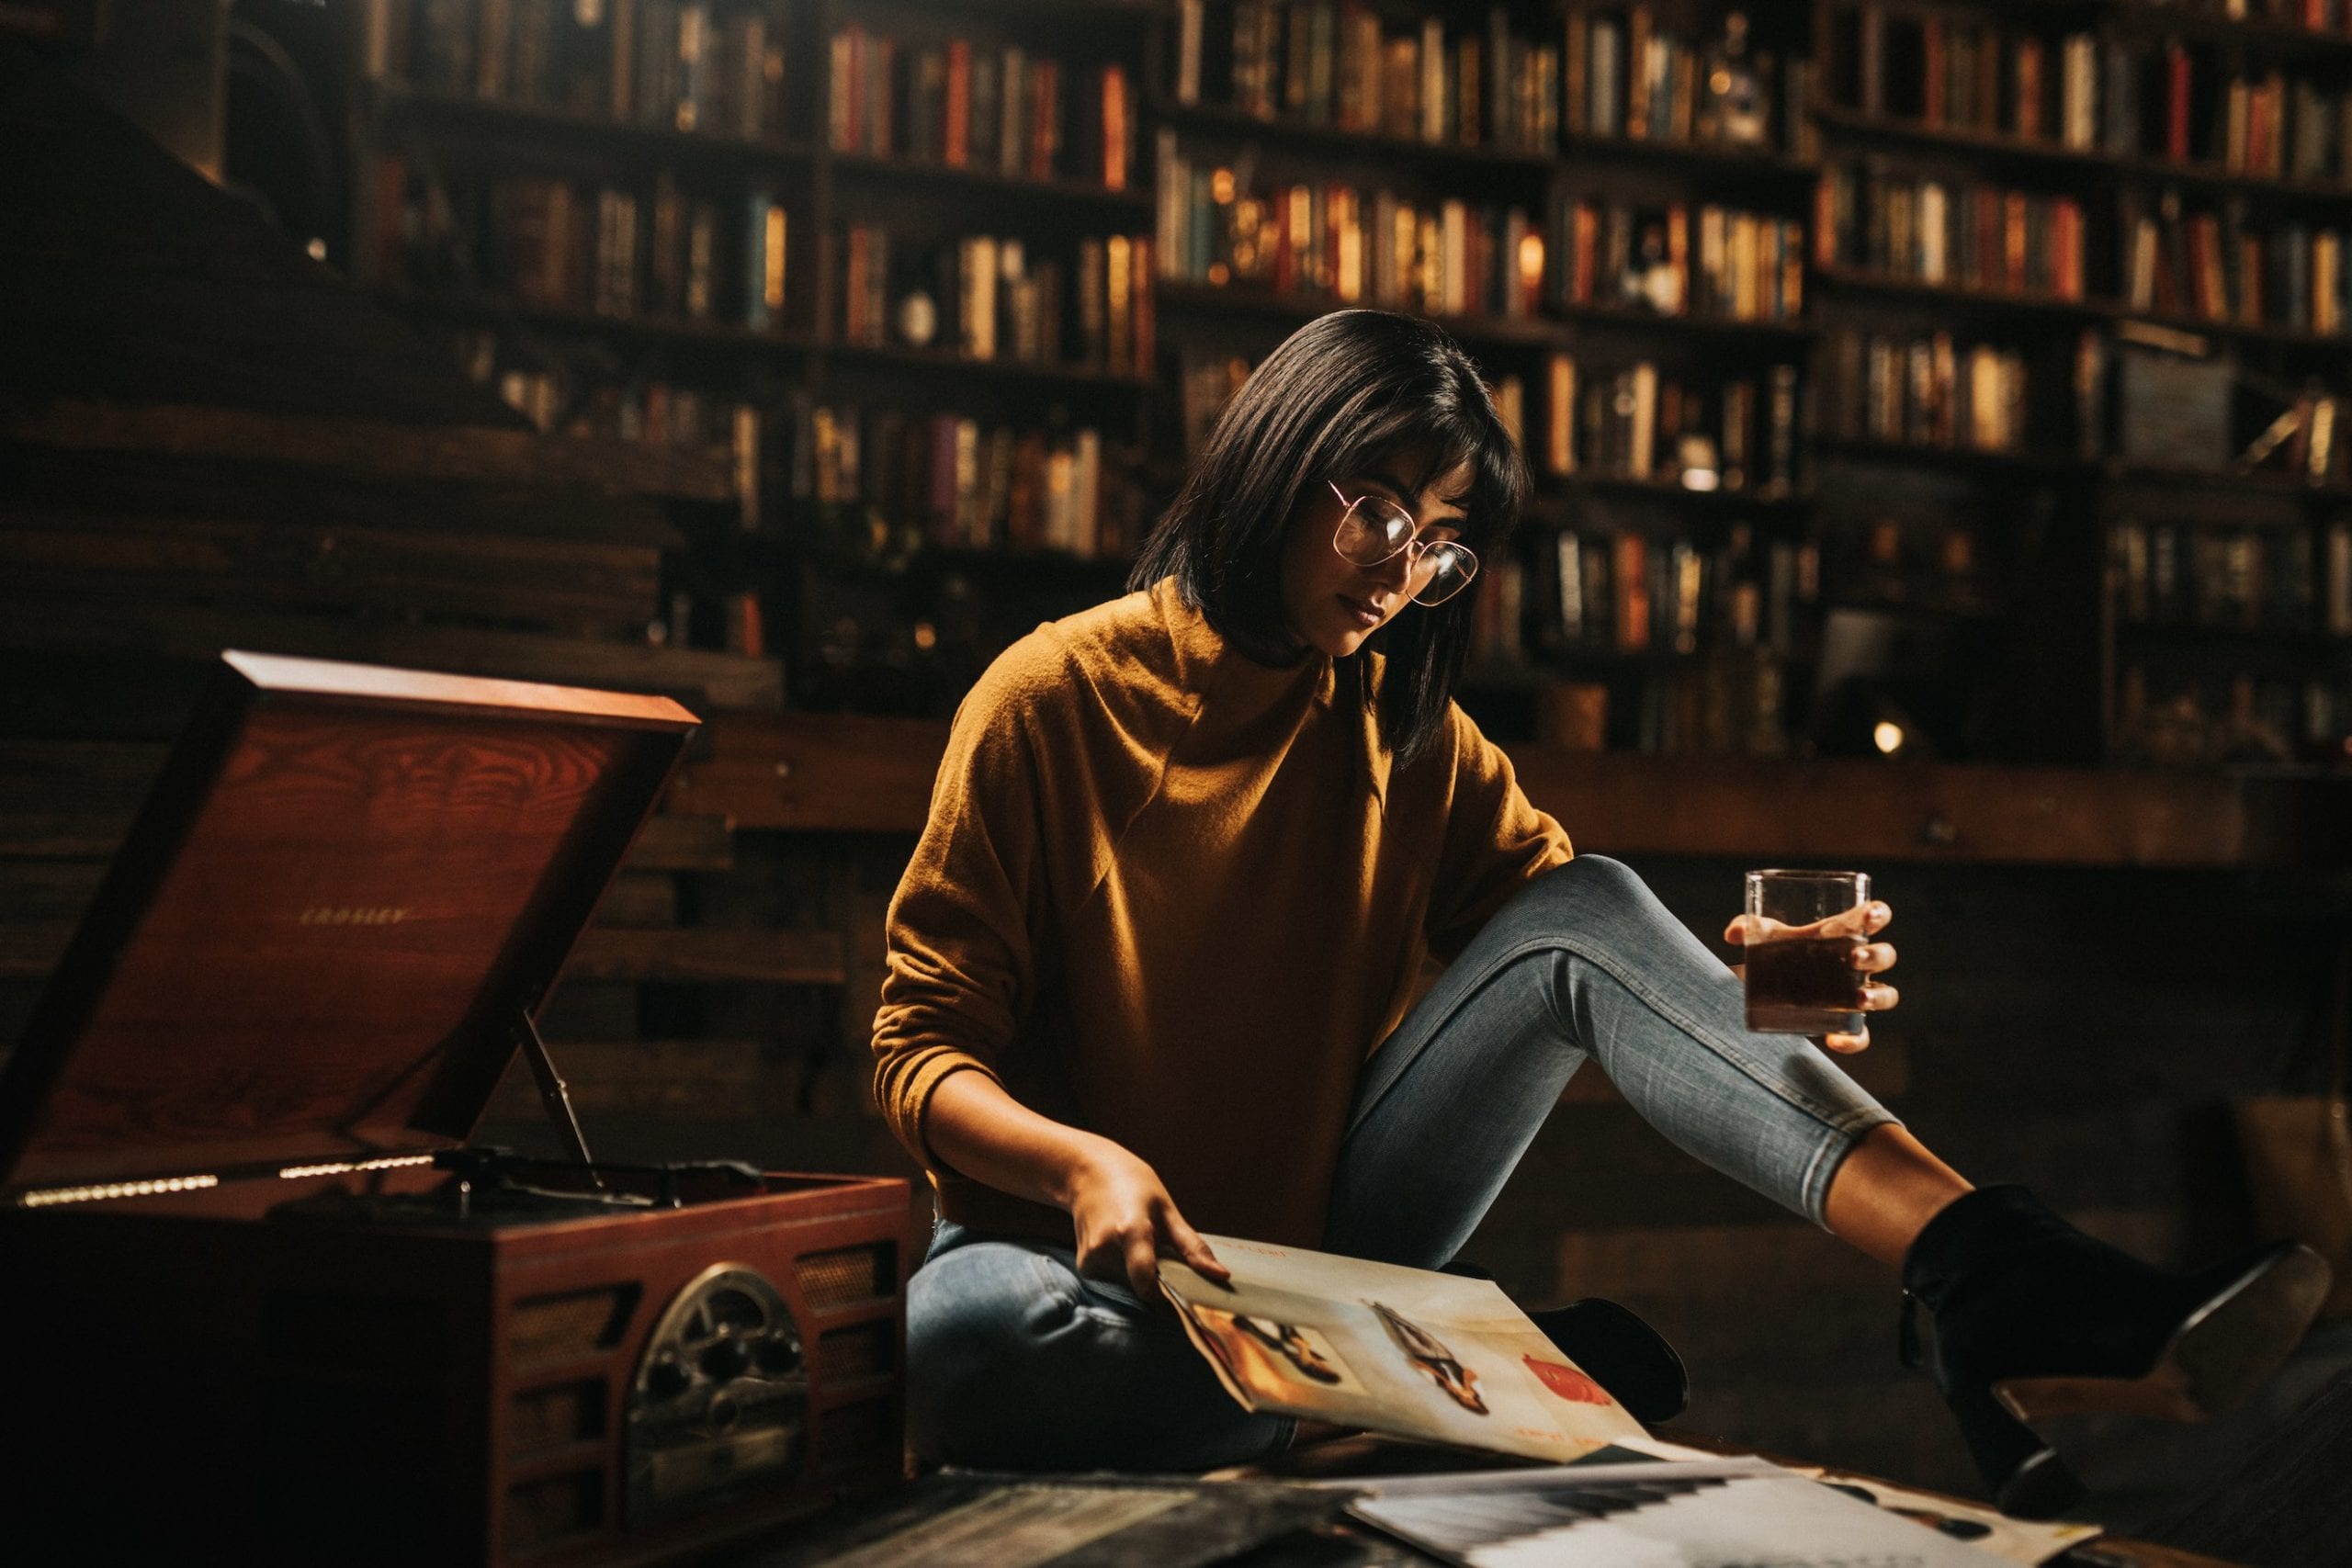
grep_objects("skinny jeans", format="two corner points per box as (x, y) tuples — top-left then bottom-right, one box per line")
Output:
(903, 853), (1898, 1471)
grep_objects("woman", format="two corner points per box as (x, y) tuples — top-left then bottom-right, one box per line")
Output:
(870, 310), (2327, 1516)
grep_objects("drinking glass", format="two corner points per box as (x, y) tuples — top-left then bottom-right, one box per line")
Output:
(1742, 869), (1870, 1035)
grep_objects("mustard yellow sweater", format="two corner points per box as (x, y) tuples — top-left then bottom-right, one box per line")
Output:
(871, 577), (1573, 1247)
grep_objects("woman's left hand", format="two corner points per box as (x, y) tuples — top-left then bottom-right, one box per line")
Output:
(1721, 899), (1898, 1055)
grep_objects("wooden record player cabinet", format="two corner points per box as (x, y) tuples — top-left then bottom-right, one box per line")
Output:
(0, 653), (910, 1565)
(11, 1162), (910, 1565)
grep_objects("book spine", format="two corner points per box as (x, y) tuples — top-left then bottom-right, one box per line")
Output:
(1547, 352), (1577, 474)
(1105, 233), (1132, 375)
(1102, 63), (1131, 190)
(1176, 0), (1203, 107)
(944, 39), (971, 167)
(742, 194), (770, 328)
(1614, 533), (1650, 649)
(2166, 42), (2192, 162)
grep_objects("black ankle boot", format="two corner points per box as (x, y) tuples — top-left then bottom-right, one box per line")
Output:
(1899, 1184), (2333, 1519)
(1439, 1259), (1689, 1424)
(1524, 1297), (1689, 1425)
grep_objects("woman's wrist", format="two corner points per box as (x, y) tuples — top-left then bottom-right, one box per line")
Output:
(1045, 1130), (1125, 1211)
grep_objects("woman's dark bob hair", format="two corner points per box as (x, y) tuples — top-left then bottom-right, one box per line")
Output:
(1128, 309), (1529, 764)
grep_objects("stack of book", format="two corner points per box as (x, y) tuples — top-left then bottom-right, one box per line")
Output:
(1182, 0), (1561, 154)
(1816, 164), (2086, 300)
(1826, 5), (2352, 181)
(796, 401), (1127, 561)
(1818, 328), (2040, 455)
(2110, 518), (2351, 634)
(1154, 146), (1543, 320)
(828, 26), (1133, 189)
(835, 228), (1154, 375)
(2113, 664), (2342, 766)
(366, 0), (791, 140)
(1826, 6), (2098, 150)
(378, 164), (789, 331)
(2117, 192), (2349, 335)
(1550, 525), (1818, 661)
(1554, 198), (1804, 321)
(1563, 6), (1810, 155)
(1547, 355), (1803, 494)
(453, 328), (752, 452)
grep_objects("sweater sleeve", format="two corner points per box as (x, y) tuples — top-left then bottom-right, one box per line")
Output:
(869, 645), (1057, 1174)
(1424, 703), (1575, 963)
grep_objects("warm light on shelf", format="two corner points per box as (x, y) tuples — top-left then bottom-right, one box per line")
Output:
(1872, 721), (1906, 756)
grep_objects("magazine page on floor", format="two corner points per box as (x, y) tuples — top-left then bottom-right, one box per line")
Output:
(1159, 1236), (1647, 1461)
(1337, 1459), (2021, 1568)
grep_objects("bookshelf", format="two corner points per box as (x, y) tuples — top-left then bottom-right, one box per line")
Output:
(1806, 0), (2352, 770)
(345, 0), (1156, 709)
(321, 0), (2352, 773)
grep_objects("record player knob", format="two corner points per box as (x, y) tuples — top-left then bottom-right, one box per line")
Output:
(646, 1355), (691, 1399)
(755, 1335), (803, 1375)
(700, 1336), (752, 1382)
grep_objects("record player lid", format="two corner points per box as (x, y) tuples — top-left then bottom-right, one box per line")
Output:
(0, 652), (698, 1198)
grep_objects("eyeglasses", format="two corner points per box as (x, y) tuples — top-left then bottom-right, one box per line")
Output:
(1327, 480), (1480, 606)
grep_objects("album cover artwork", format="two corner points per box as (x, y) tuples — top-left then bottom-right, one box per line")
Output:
(1159, 1237), (1646, 1462)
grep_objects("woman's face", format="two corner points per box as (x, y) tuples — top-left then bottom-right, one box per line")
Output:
(1279, 446), (1474, 660)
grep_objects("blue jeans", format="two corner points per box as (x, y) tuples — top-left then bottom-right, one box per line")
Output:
(903, 854), (1898, 1470)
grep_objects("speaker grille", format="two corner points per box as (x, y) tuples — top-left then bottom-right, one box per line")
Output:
(509, 1286), (639, 1365)
(509, 1379), (605, 1458)
(795, 1244), (893, 1311)
(817, 1322), (895, 1381)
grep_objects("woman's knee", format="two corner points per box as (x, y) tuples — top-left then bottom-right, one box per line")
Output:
(906, 1242), (1083, 1463)
(904, 1240), (1250, 1470)
(1508, 853), (1667, 932)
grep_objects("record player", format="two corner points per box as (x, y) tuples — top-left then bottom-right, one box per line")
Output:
(0, 653), (910, 1565)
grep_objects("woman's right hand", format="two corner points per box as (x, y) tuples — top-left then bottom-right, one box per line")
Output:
(1061, 1137), (1231, 1301)
(921, 1070), (1231, 1302)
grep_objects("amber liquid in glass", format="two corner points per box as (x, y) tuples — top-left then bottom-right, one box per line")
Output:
(1744, 934), (1865, 1033)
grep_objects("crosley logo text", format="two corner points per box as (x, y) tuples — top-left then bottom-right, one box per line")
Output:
(299, 907), (413, 926)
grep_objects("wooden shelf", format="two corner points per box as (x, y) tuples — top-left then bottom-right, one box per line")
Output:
(0, 592), (785, 711)
(1813, 265), (2103, 322)
(1553, 299), (1815, 343)
(1562, 130), (1818, 184)
(1532, 476), (1815, 512)
(668, 711), (2352, 866)
(378, 85), (816, 172)
(1151, 98), (1558, 175)
(2106, 461), (2352, 502)
(1156, 280), (1563, 348)
(1157, 103), (1815, 185)
(2117, 620), (2351, 657)
(2105, 2), (2352, 66)
(1812, 105), (2352, 209)
(0, 396), (737, 502)
(820, 339), (1154, 391)
(1815, 437), (2098, 482)
(826, 150), (1153, 213)
(381, 289), (820, 361)
(1164, 280), (1793, 358)
(2109, 309), (2352, 356)
(1818, 270), (2349, 355)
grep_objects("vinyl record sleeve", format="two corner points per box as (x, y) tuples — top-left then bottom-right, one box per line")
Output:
(1159, 1235), (1646, 1462)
